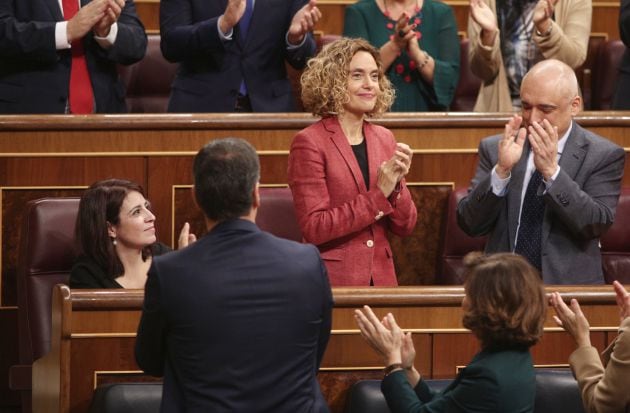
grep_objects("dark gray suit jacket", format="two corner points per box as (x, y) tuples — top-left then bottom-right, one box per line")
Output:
(160, 0), (315, 112)
(457, 122), (625, 284)
(135, 219), (332, 412)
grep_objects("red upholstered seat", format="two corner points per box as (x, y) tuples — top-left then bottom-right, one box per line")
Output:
(256, 187), (302, 242)
(10, 198), (79, 413)
(119, 34), (177, 113)
(451, 38), (481, 112)
(601, 187), (630, 283)
(436, 188), (486, 284)
(591, 40), (625, 110)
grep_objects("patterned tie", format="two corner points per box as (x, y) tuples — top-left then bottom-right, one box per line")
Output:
(238, 0), (254, 96)
(514, 170), (545, 272)
(62, 0), (94, 114)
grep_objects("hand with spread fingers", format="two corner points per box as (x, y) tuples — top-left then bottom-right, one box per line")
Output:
(550, 292), (592, 348)
(354, 305), (403, 366)
(527, 119), (559, 180)
(469, 0), (498, 46)
(219, 0), (247, 34)
(495, 114), (527, 179)
(288, 0), (322, 45)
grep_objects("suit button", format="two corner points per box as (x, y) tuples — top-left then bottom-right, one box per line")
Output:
(366, 240), (374, 248)
(374, 211), (384, 220)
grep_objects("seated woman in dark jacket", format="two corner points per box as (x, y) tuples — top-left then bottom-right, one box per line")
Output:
(70, 179), (195, 289)
(355, 252), (547, 413)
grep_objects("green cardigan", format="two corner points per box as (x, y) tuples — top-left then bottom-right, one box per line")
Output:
(343, 0), (460, 112)
(382, 346), (536, 412)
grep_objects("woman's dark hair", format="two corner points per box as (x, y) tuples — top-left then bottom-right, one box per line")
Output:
(75, 179), (152, 280)
(462, 252), (546, 348)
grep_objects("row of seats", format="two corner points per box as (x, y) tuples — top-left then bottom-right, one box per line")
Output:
(85, 369), (584, 413)
(118, 34), (626, 113)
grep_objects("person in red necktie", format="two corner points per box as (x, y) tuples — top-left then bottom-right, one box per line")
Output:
(0, 0), (147, 113)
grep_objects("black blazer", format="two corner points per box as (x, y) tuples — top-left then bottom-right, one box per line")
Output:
(69, 242), (172, 288)
(0, 0), (147, 113)
(135, 219), (332, 412)
(159, 0), (316, 112)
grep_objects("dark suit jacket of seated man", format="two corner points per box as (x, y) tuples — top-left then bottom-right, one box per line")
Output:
(136, 138), (333, 412)
(0, 0), (147, 114)
(457, 59), (625, 284)
(159, 0), (317, 112)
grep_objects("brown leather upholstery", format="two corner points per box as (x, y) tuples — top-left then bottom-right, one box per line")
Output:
(256, 187), (302, 242)
(436, 188), (486, 284)
(601, 187), (630, 284)
(119, 34), (177, 113)
(451, 38), (481, 112)
(591, 40), (625, 110)
(11, 198), (79, 412)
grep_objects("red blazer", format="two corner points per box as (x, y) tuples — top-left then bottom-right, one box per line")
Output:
(288, 117), (417, 286)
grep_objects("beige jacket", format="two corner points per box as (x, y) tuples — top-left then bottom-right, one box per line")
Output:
(467, 0), (592, 112)
(569, 317), (630, 413)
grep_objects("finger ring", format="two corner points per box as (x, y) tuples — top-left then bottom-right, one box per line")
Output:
(398, 30), (405, 38)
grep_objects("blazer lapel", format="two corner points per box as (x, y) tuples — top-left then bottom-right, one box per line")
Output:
(541, 122), (587, 246)
(507, 142), (530, 250)
(325, 117), (367, 193)
(364, 122), (381, 191)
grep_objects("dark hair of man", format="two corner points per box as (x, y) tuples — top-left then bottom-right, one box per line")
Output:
(193, 138), (260, 221)
(75, 179), (153, 280)
(462, 252), (546, 349)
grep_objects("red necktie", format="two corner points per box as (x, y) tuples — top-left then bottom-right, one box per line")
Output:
(62, 0), (94, 114)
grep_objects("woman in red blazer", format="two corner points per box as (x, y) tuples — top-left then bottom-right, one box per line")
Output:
(288, 38), (417, 286)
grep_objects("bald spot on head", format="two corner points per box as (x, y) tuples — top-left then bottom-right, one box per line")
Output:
(521, 59), (579, 102)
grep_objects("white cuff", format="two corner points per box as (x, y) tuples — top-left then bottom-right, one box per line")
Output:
(218, 17), (233, 40)
(94, 22), (118, 49)
(55, 21), (71, 49)
(491, 165), (510, 196)
(286, 31), (307, 50)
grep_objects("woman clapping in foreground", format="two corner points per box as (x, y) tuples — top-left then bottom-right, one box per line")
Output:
(356, 252), (547, 412)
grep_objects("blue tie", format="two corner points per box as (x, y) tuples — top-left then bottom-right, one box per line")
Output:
(514, 170), (545, 272)
(239, 0), (254, 42)
(238, 0), (254, 96)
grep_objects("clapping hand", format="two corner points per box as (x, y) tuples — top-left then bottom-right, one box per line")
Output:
(496, 114), (527, 178)
(94, 0), (125, 38)
(177, 222), (197, 249)
(469, 0), (498, 45)
(288, 0), (321, 45)
(550, 292), (592, 348)
(354, 306), (403, 366)
(528, 119), (559, 180)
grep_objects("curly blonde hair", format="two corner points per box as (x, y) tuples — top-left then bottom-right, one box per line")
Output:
(300, 37), (394, 117)
(462, 252), (546, 349)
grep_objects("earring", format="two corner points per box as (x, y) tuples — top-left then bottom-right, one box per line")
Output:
(112, 238), (117, 246)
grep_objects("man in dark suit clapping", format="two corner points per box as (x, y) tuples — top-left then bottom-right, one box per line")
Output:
(135, 137), (333, 412)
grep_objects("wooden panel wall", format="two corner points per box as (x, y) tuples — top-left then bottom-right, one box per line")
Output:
(2, 112), (630, 409)
(135, 0), (622, 41)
